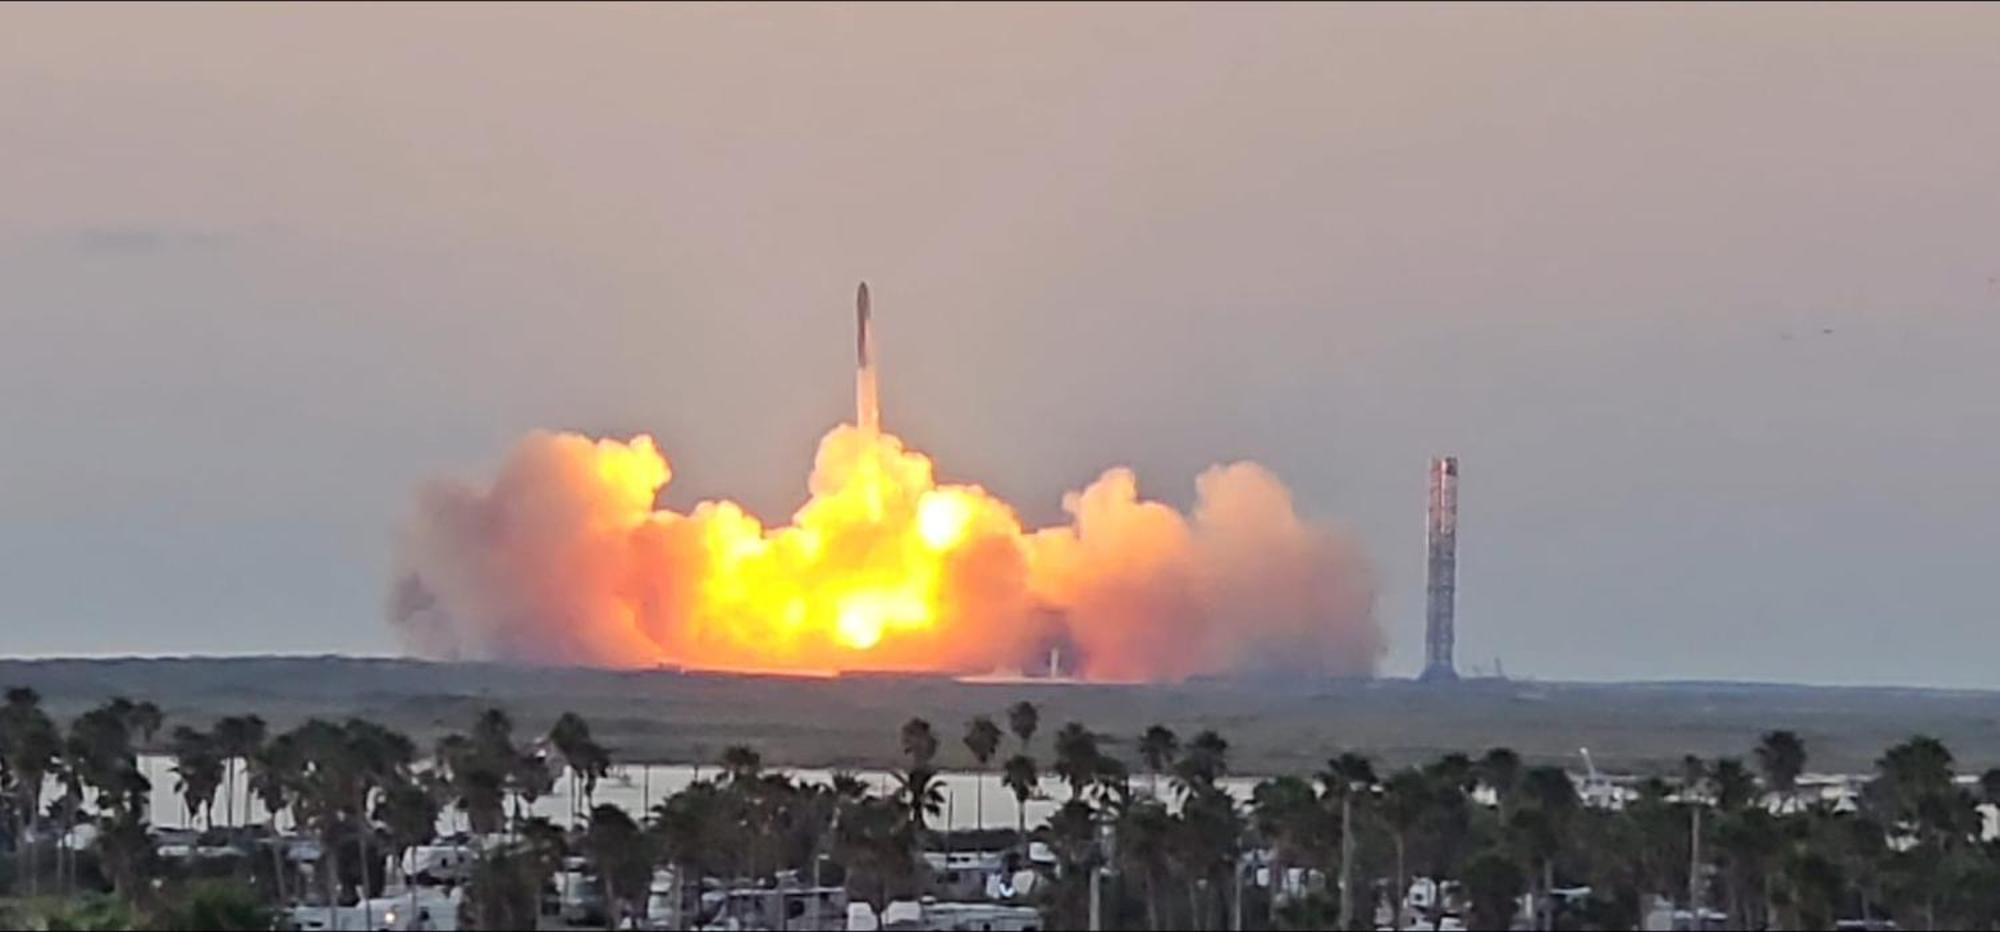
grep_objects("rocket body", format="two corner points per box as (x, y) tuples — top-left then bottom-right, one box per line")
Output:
(857, 282), (872, 368)
(856, 282), (880, 433)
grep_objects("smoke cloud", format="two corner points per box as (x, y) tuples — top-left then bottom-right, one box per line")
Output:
(391, 425), (1381, 681)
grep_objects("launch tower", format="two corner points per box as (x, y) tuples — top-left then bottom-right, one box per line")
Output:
(1420, 456), (1459, 683)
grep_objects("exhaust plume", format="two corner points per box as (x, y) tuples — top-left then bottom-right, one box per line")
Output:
(390, 424), (1381, 680)
(390, 284), (1380, 680)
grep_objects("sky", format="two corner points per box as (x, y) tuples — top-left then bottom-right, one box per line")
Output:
(2, 3), (1996, 687)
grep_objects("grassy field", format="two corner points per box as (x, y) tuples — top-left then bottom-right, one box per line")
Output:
(3, 656), (1997, 775)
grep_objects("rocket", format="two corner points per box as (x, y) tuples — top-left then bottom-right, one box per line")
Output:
(855, 281), (880, 433)
(857, 281), (872, 369)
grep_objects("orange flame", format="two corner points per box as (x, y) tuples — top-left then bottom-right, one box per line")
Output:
(392, 422), (1382, 681)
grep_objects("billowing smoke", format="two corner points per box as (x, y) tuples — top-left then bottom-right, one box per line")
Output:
(390, 424), (1381, 681)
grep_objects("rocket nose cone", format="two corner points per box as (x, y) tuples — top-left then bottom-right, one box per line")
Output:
(857, 281), (870, 313)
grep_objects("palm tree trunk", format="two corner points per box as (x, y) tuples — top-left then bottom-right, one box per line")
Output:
(322, 824), (339, 908)
(1763, 870), (1775, 931)
(18, 808), (34, 897)
(1268, 852), (1286, 930)
(1540, 859), (1554, 932)
(1688, 805), (1703, 914)
(269, 814), (289, 904)
(1146, 868), (1162, 931)
(1394, 834), (1408, 931)
(62, 796), (77, 895)
(357, 788), (374, 901)
(1336, 794), (1354, 931)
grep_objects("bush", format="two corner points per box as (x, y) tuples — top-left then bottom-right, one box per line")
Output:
(144, 879), (273, 932)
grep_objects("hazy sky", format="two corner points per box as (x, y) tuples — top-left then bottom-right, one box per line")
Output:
(3, 3), (1996, 686)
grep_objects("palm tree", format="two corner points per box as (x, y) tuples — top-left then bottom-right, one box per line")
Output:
(514, 750), (557, 829)
(963, 716), (1002, 833)
(549, 711), (612, 825)
(1755, 730), (1807, 812)
(1319, 752), (1375, 931)
(436, 732), (505, 836)
(1002, 753), (1039, 853)
(1, 687), (62, 896)
(1709, 757), (1758, 812)
(344, 718), (416, 902)
(1091, 755), (1133, 814)
(51, 737), (87, 892)
(1250, 775), (1324, 927)
(1778, 809), (1840, 928)
(68, 700), (153, 899)
(585, 803), (653, 930)
(116, 699), (163, 807)
(246, 733), (301, 903)
(894, 765), (945, 836)
(168, 725), (224, 828)
(1424, 752), (1476, 794)
(212, 714), (267, 827)
(1713, 805), (1783, 928)
(123, 699), (164, 757)
(469, 707), (527, 824)
(1866, 735), (1970, 931)
(471, 707), (515, 753)
(720, 744), (764, 786)
(1052, 722), (1101, 800)
(375, 771), (442, 920)
(651, 779), (742, 928)
(287, 719), (359, 907)
(1138, 725), (1179, 798)
(437, 709), (533, 838)
(834, 793), (918, 914)
(517, 750), (561, 825)
(1512, 768), (1576, 928)
(1462, 848), (1526, 931)
(69, 700), (146, 804)
(1517, 765), (1579, 931)
(94, 795), (156, 900)
(1621, 776), (1692, 919)
(900, 717), (939, 768)
(1175, 730), (1228, 795)
(465, 831), (557, 930)
(1478, 747), (1522, 815)
(1420, 754), (1478, 889)
(1380, 768), (1433, 929)
(1007, 700), (1039, 753)
(1175, 784), (1246, 929)
(1117, 799), (1177, 930)
(1037, 799), (1102, 929)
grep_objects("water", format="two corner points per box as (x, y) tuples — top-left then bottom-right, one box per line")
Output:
(126, 758), (2000, 844)
(132, 756), (1262, 834)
